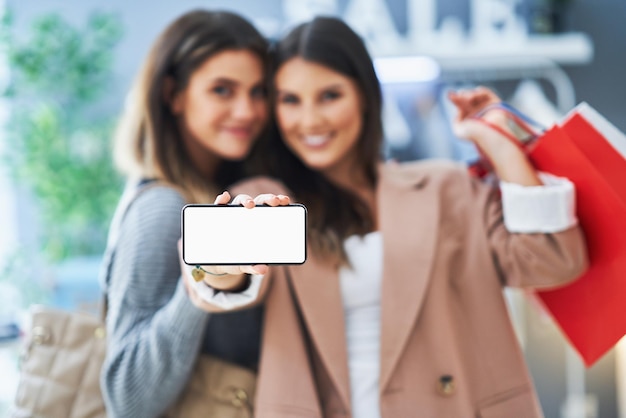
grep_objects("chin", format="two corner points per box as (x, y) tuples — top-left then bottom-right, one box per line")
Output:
(220, 148), (253, 162)
(303, 160), (333, 171)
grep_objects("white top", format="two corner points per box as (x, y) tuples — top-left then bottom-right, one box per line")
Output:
(187, 172), (579, 418)
(339, 232), (384, 418)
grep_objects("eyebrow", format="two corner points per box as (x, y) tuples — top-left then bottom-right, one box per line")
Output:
(277, 83), (345, 95)
(210, 77), (239, 86)
(318, 83), (344, 90)
(210, 77), (264, 86)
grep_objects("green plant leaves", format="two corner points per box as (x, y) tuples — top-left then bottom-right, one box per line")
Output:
(1, 10), (125, 261)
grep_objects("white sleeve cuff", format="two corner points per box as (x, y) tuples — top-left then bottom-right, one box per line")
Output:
(500, 172), (578, 233)
(191, 273), (265, 310)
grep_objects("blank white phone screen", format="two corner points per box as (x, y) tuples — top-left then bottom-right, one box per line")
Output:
(182, 204), (307, 265)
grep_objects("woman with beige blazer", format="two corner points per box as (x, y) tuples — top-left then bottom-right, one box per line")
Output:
(179, 17), (588, 418)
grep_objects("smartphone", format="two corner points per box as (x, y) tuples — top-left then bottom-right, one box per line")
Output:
(182, 204), (307, 265)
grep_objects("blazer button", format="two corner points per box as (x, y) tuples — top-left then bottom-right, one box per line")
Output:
(437, 375), (455, 397)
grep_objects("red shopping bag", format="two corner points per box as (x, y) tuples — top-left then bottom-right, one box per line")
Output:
(530, 125), (626, 366)
(472, 103), (626, 366)
(560, 103), (626, 201)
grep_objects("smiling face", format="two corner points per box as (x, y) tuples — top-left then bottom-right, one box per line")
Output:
(172, 49), (268, 170)
(274, 57), (364, 182)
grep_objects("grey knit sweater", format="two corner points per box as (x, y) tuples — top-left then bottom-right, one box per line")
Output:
(101, 185), (262, 418)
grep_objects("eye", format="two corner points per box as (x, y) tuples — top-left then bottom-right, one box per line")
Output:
(211, 85), (233, 98)
(278, 93), (299, 105)
(320, 90), (341, 102)
(250, 85), (267, 99)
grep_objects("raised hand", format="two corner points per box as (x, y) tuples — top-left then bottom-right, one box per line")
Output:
(179, 191), (292, 310)
(447, 86), (541, 186)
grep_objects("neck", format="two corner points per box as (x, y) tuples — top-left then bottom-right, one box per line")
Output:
(186, 142), (220, 180)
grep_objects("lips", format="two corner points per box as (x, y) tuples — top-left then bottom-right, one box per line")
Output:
(302, 134), (331, 148)
(224, 126), (255, 140)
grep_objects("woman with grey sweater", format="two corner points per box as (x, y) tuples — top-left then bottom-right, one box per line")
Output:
(100, 10), (273, 417)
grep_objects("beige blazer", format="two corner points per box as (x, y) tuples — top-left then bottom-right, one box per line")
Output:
(230, 160), (588, 418)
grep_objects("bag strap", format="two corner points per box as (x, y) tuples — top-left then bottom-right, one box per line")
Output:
(467, 103), (545, 178)
(98, 179), (165, 320)
(474, 102), (545, 132)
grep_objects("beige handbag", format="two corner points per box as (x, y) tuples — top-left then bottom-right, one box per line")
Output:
(11, 307), (256, 418)
(165, 355), (256, 418)
(11, 306), (108, 418)
(10, 182), (257, 418)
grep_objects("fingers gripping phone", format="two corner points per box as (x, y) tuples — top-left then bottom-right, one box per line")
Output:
(182, 204), (307, 265)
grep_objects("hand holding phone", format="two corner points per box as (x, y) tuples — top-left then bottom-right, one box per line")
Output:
(182, 192), (307, 266)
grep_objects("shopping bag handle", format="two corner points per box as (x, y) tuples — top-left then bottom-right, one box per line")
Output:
(472, 102), (545, 146)
(467, 102), (546, 178)
(474, 102), (545, 132)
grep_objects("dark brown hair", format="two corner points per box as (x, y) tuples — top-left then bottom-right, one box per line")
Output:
(267, 16), (384, 264)
(114, 9), (270, 202)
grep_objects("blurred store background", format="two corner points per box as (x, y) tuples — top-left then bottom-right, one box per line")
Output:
(0, 0), (624, 417)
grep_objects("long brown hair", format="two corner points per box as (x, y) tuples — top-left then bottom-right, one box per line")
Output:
(114, 9), (270, 202)
(267, 16), (384, 265)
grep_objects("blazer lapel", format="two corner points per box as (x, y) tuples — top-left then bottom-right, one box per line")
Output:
(288, 254), (352, 410)
(378, 163), (440, 391)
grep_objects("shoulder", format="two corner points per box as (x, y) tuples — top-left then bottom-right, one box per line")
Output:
(380, 159), (486, 214)
(134, 183), (187, 206)
(122, 184), (187, 232)
(382, 160), (494, 229)
(381, 159), (471, 188)
(132, 184), (186, 212)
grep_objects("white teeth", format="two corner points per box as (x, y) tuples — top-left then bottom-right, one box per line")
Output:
(303, 135), (329, 146)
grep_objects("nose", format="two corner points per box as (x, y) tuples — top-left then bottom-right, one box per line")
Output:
(232, 95), (257, 120)
(300, 104), (324, 131)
